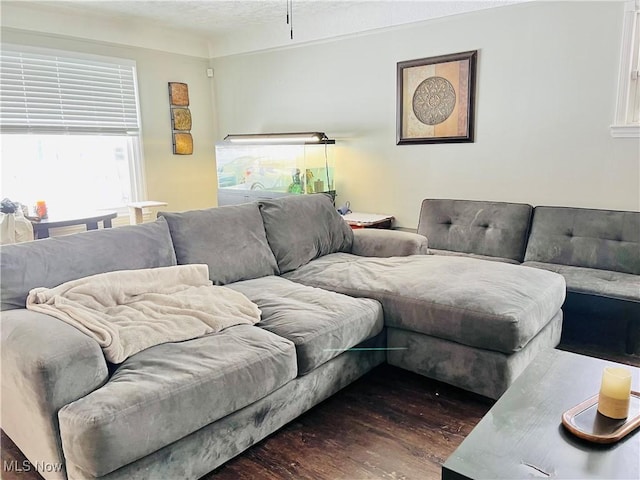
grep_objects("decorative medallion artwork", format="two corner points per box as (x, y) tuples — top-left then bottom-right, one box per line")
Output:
(412, 77), (456, 125)
(397, 51), (477, 144)
(168, 82), (193, 155)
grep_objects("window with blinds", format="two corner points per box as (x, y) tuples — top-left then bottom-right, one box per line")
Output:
(0, 45), (144, 214)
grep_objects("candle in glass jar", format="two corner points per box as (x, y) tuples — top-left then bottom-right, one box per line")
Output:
(597, 367), (632, 419)
(35, 200), (48, 219)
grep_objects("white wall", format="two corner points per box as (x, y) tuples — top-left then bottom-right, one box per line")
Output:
(211, 1), (640, 228)
(1, 26), (217, 213)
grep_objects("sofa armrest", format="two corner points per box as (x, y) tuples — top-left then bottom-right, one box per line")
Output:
(1, 309), (109, 479)
(351, 229), (429, 257)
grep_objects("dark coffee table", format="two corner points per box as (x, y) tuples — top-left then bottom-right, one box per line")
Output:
(442, 349), (639, 480)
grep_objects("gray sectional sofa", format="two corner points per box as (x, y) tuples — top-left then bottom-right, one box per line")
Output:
(418, 199), (640, 354)
(1, 194), (566, 480)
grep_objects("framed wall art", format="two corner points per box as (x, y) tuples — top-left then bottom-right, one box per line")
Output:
(396, 50), (477, 145)
(171, 108), (192, 131)
(168, 82), (193, 155)
(172, 132), (193, 155)
(168, 82), (189, 107)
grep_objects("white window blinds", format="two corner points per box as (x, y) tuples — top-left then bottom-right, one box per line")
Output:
(0, 46), (140, 135)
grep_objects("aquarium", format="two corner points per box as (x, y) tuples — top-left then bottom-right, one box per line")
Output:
(215, 141), (335, 205)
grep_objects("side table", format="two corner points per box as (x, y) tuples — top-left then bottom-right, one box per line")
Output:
(31, 211), (117, 239)
(127, 201), (168, 225)
(342, 212), (394, 229)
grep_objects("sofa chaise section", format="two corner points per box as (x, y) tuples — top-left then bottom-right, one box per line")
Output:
(283, 253), (565, 399)
(253, 195), (565, 400)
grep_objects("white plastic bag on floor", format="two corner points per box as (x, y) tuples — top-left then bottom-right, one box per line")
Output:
(0, 211), (34, 244)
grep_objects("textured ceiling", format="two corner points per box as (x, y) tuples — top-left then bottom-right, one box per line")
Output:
(27, 1), (375, 35)
(27, 0), (517, 37)
(13, 0), (522, 57)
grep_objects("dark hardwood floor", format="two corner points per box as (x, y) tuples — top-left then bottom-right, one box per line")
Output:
(208, 365), (492, 480)
(558, 343), (640, 368)
(1, 365), (492, 480)
(3, 348), (638, 480)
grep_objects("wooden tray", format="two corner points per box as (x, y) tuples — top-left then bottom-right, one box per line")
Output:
(562, 391), (640, 444)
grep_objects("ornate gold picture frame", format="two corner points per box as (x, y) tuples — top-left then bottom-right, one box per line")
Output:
(397, 50), (477, 145)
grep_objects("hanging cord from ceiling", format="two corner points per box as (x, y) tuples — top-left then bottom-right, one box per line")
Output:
(286, 0), (294, 39)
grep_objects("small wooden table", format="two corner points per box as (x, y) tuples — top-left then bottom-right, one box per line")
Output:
(342, 212), (394, 229)
(31, 211), (117, 239)
(127, 201), (168, 225)
(442, 349), (640, 480)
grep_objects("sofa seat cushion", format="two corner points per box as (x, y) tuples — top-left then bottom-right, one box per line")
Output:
(523, 261), (640, 302)
(159, 203), (279, 285)
(284, 253), (566, 354)
(58, 325), (296, 477)
(428, 248), (520, 264)
(228, 276), (383, 374)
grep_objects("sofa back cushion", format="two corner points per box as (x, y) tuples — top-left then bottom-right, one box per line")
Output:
(259, 194), (354, 274)
(417, 199), (533, 263)
(159, 203), (279, 284)
(0, 217), (177, 310)
(524, 206), (640, 274)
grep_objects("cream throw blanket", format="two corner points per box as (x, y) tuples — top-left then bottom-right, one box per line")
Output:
(26, 264), (261, 363)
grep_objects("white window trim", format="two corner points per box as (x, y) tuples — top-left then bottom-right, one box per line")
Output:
(128, 136), (148, 209)
(611, 0), (640, 137)
(0, 44), (147, 211)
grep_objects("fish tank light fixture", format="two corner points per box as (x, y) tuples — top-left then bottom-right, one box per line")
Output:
(223, 132), (335, 145)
